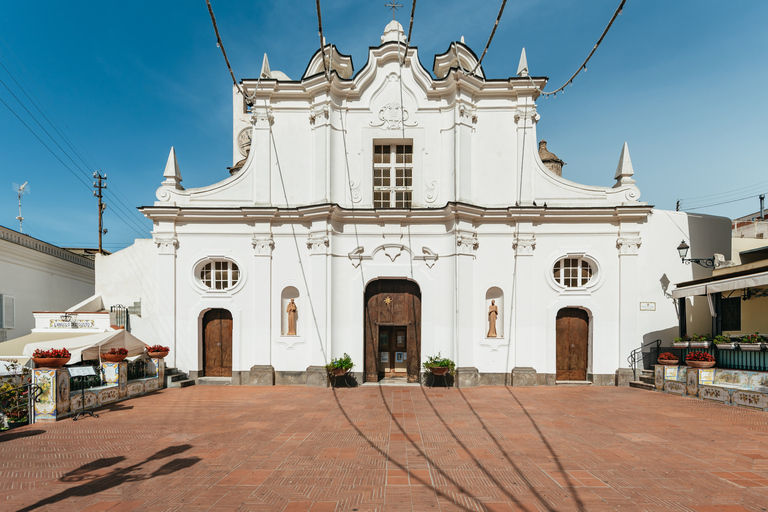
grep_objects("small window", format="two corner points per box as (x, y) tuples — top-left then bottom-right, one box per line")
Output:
(721, 297), (741, 331)
(200, 261), (240, 290)
(373, 142), (413, 208)
(553, 258), (595, 288)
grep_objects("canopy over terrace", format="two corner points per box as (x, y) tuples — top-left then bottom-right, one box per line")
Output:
(11, 330), (148, 364)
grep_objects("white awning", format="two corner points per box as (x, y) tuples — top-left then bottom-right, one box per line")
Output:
(21, 330), (148, 363)
(706, 272), (768, 294)
(671, 284), (708, 299)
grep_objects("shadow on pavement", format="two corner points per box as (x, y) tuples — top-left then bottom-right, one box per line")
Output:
(0, 429), (46, 443)
(16, 444), (200, 511)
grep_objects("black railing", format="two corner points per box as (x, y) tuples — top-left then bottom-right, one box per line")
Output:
(127, 359), (147, 381)
(110, 304), (128, 329)
(628, 339), (661, 371)
(1, 383), (43, 427)
(670, 347), (768, 372)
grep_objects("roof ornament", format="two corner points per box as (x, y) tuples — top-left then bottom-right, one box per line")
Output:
(260, 53), (271, 79)
(385, 1), (402, 19)
(517, 48), (528, 77)
(162, 147), (184, 190)
(613, 142), (636, 187)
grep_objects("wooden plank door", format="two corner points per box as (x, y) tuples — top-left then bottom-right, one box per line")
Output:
(203, 309), (233, 377)
(556, 308), (589, 380)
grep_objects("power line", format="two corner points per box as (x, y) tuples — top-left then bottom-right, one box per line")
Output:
(402, 0), (417, 65)
(682, 193), (767, 212)
(205, 0), (250, 103)
(678, 179), (768, 206)
(315, 0), (328, 75)
(470, 0), (508, 76)
(527, 0), (626, 97)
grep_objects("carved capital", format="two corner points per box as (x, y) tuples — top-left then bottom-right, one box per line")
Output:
(457, 232), (478, 255)
(617, 236), (642, 255)
(252, 236), (274, 256)
(513, 236), (536, 255)
(459, 104), (477, 124)
(154, 236), (178, 255)
(250, 106), (274, 128)
(307, 233), (329, 254)
(514, 106), (539, 125)
(309, 105), (329, 125)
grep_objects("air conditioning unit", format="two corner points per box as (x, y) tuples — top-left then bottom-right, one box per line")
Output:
(0, 294), (15, 329)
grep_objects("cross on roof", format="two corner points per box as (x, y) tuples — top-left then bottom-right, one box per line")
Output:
(385, 1), (402, 20)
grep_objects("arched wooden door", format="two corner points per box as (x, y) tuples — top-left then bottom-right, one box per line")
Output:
(556, 308), (589, 381)
(203, 309), (233, 377)
(364, 280), (421, 383)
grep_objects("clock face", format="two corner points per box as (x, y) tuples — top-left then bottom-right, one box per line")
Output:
(237, 128), (252, 157)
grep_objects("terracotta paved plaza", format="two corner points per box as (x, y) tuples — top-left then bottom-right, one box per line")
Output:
(2, 385), (768, 511)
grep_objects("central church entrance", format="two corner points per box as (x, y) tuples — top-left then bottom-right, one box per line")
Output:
(203, 308), (233, 377)
(364, 279), (421, 382)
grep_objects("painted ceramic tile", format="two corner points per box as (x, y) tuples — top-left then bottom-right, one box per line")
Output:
(678, 367), (688, 382)
(733, 390), (765, 410)
(146, 379), (158, 391)
(687, 370), (698, 396)
(34, 369), (57, 416)
(147, 359), (158, 377)
(98, 387), (119, 405)
(664, 367), (678, 381)
(119, 364), (127, 397)
(749, 373), (768, 392)
(665, 381), (686, 395)
(699, 369), (715, 385)
(128, 381), (144, 397)
(56, 369), (70, 414)
(102, 363), (120, 385)
(700, 386), (731, 403)
(655, 366), (664, 390)
(714, 370), (747, 387)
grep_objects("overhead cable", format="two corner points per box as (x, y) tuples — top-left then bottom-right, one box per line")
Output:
(205, 0), (250, 103)
(401, 0), (417, 65)
(682, 193), (768, 212)
(470, 0), (508, 76)
(528, 0), (626, 97)
(315, 0), (329, 75)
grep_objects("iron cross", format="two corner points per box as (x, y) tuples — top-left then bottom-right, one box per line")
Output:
(385, 1), (402, 20)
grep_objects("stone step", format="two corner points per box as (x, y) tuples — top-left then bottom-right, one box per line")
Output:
(168, 379), (195, 388)
(629, 381), (655, 391)
(555, 381), (593, 386)
(640, 376), (655, 385)
(196, 377), (232, 386)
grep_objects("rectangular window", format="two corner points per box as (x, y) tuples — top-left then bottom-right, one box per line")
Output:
(373, 141), (413, 208)
(721, 296), (741, 331)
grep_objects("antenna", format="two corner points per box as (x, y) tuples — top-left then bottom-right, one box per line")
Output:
(12, 182), (30, 233)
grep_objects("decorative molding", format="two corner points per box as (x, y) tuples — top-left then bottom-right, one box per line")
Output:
(371, 243), (411, 263)
(274, 336), (306, 350)
(250, 106), (274, 128)
(414, 247), (438, 268)
(617, 236), (642, 255)
(251, 236), (275, 256)
(154, 236), (178, 255)
(459, 104), (477, 124)
(370, 102), (417, 130)
(457, 232), (478, 255)
(308, 105), (329, 125)
(306, 233), (329, 254)
(347, 246), (368, 268)
(513, 236), (536, 255)
(514, 106), (539, 125)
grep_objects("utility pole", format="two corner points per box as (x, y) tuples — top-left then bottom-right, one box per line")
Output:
(93, 171), (107, 254)
(675, 200), (680, 212)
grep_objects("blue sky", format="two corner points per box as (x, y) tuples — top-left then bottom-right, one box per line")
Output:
(1, 1), (767, 251)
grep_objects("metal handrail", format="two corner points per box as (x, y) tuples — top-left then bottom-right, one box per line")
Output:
(627, 338), (661, 371)
(1, 382), (43, 428)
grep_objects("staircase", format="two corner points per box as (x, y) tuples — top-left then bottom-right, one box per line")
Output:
(165, 368), (195, 388)
(629, 369), (655, 391)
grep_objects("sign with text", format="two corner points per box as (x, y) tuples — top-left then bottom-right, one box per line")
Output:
(68, 366), (97, 377)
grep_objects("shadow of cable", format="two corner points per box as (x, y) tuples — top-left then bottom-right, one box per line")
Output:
(0, 429), (46, 443)
(16, 444), (199, 511)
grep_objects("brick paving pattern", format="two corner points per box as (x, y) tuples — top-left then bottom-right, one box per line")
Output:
(1, 385), (767, 511)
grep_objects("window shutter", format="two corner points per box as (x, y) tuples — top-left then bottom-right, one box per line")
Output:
(0, 295), (15, 329)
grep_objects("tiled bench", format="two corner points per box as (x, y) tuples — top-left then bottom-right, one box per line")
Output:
(654, 365), (768, 410)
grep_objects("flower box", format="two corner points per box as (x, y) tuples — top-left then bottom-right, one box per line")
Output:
(715, 343), (738, 350)
(689, 341), (711, 349)
(672, 342), (690, 348)
(740, 344), (762, 352)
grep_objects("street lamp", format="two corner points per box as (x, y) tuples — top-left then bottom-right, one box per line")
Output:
(676, 240), (715, 268)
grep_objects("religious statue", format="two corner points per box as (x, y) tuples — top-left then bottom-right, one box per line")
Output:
(487, 299), (498, 337)
(287, 299), (298, 335)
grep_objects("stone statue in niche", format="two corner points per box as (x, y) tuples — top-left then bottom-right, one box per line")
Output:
(487, 300), (498, 338)
(287, 299), (298, 336)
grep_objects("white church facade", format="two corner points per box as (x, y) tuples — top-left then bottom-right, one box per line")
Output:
(96, 22), (730, 386)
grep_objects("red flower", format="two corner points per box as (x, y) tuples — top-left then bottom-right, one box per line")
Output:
(107, 348), (128, 355)
(685, 351), (715, 362)
(146, 345), (170, 353)
(658, 352), (678, 360)
(32, 348), (71, 358)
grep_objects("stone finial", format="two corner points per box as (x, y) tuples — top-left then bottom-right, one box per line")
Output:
(260, 53), (271, 79)
(162, 147), (183, 190)
(614, 142), (636, 187)
(517, 48), (529, 77)
(381, 20), (406, 43)
(538, 140), (565, 177)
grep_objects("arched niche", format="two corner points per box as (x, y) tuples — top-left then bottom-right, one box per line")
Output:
(281, 287), (300, 336)
(485, 287), (504, 338)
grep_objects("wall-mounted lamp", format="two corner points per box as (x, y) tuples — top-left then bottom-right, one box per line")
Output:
(676, 240), (715, 268)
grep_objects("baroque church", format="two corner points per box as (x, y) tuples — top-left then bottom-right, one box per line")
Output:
(96, 21), (730, 386)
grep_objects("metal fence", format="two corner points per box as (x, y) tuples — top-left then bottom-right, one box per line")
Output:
(0, 383), (42, 427)
(671, 347), (768, 372)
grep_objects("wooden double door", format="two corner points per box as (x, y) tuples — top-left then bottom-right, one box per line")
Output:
(203, 309), (232, 377)
(364, 280), (421, 382)
(556, 308), (589, 381)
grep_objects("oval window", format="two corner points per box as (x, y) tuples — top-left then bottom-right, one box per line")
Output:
(552, 257), (595, 288)
(200, 260), (240, 290)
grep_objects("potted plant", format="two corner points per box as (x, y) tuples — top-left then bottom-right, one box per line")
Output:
(713, 334), (737, 350)
(146, 345), (170, 358)
(422, 353), (456, 376)
(31, 348), (71, 368)
(101, 347), (129, 362)
(326, 353), (354, 377)
(685, 351), (716, 368)
(657, 352), (679, 365)
(672, 335), (691, 348)
(739, 333), (764, 351)
(689, 333), (712, 349)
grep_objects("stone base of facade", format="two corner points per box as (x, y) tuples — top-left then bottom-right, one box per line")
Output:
(275, 371), (307, 385)
(613, 368), (635, 387)
(305, 366), (330, 388)
(589, 373), (616, 386)
(248, 365), (275, 386)
(511, 367), (538, 386)
(188, 370), (201, 381)
(456, 367), (480, 388)
(536, 373), (556, 386)
(477, 373), (510, 386)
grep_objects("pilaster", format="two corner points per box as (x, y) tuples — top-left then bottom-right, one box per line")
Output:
(307, 229), (330, 367)
(154, 234), (178, 368)
(513, 234), (536, 370)
(455, 230), (477, 368)
(617, 235), (641, 372)
(251, 105), (273, 205)
(251, 234), (274, 366)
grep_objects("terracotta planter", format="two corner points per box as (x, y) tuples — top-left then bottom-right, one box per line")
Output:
(331, 368), (348, 377)
(657, 358), (679, 366)
(428, 367), (451, 376)
(32, 357), (70, 368)
(148, 351), (169, 359)
(686, 360), (716, 368)
(101, 353), (127, 362)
